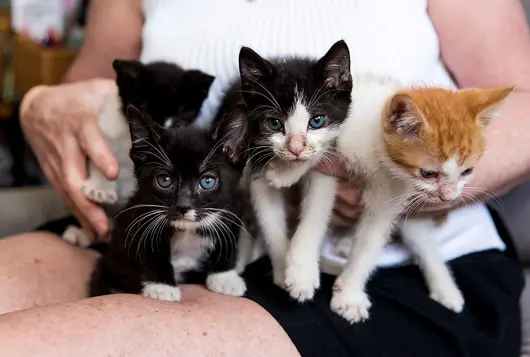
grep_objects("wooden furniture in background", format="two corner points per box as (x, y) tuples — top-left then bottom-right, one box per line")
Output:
(13, 35), (77, 96)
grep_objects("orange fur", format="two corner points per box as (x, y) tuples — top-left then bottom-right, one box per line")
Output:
(382, 87), (512, 176)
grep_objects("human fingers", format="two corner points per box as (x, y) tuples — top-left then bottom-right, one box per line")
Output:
(78, 120), (118, 180)
(42, 161), (96, 238)
(61, 135), (109, 236)
(330, 208), (357, 229)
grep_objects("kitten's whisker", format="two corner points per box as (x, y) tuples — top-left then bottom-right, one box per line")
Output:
(115, 204), (166, 219)
(238, 78), (282, 111)
(465, 186), (503, 208)
(135, 138), (172, 168)
(307, 82), (327, 111)
(124, 210), (164, 249)
(213, 216), (237, 258)
(203, 140), (225, 167)
(309, 88), (341, 110)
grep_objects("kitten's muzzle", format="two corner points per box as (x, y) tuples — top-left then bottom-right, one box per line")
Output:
(176, 206), (191, 215)
(285, 133), (307, 158)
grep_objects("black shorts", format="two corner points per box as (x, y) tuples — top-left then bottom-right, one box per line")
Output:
(242, 208), (524, 357)
(38, 207), (524, 357)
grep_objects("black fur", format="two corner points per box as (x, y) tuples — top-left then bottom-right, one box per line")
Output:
(113, 60), (215, 128)
(233, 40), (353, 172)
(90, 106), (246, 296)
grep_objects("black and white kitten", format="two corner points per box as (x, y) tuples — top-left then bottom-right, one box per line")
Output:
(90, 106), (248, 300)
(114, 60), (215, 129)
(63, 60), (214, 246)
(232, 40), (353, 301)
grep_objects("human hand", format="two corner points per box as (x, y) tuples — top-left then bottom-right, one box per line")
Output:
(284, 155), (362, 229)
(315, 155), (363, 228)
(20, 79), (119, 238)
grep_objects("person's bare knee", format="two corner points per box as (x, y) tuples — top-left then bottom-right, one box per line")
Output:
(0, 232), (98, 314)
(0, 292), (299, 357)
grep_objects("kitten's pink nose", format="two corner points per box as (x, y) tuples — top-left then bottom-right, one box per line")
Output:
(438, 188), (457, 202)
(286, 133), (306, 157)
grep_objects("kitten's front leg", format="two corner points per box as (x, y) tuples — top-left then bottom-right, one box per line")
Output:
(250, 177), (289, 288)
(330, 202), (398, 323)
(400, 218), (464, 312)
(141, 261), (181, 302)
(141, 282), (182, 302)
(83, 160), (118, 204)
(206, 269), (247, 297)
(265, 160), (314, 189)
(285, 171), (337, 302)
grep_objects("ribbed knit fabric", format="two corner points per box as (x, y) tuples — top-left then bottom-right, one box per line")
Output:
(140, 0), (505, 271)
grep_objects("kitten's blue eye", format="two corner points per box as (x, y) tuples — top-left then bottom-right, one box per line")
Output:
(420, 169), (439, 179)
(156, 174), (173, 189)
(267, 118), (283, 131)
(199, 175), (218, 190)
(461, 168), (474, 176)
(308, 115), (326, 129)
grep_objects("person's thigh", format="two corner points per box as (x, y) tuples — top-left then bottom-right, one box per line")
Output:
(0, 232), (98, 314)
(244, 250), (524, 357)
(0, 286), (300, 357)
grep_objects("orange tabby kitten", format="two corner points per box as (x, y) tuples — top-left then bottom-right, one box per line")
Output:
(330, 75), (512, 323)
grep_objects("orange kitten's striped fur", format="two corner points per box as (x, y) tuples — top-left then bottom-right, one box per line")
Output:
(330, 75), (512, 324)
(384, 87), (512, 201)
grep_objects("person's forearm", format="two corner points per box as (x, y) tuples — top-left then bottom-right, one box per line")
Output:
(422, 91), (530, 212)
(62, 0), (142, 83)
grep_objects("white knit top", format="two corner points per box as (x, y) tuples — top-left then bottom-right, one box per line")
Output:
(140, 0), (505, 270)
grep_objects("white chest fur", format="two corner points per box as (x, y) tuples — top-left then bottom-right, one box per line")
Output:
(170, 230), (214, 279)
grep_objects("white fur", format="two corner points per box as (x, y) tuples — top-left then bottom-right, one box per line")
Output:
(142, 282), (181, 302)
(87, 95), (137, 205)
(62, 225), (92, 247)
(250, 177), (290, 287)
(249, 94), (339, 300)
(206, 269), (247, 297)
(169, 213), (248, 297)
(285, 170), (337, 301)
(331, 76), (466, 322)
(399, 218), (464, 312)
(170, 228), (215, 278)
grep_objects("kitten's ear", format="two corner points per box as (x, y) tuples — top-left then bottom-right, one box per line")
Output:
(181, 70), (215, 103)
(113, 59), (145, 85)
(125, 104), (161, 144)
(239, 47), (274, 86)
(385, 93), (426, 140)
(212, 104), (249, 170)
(315, 40), (353, 91)
(463, 87), (513, 126)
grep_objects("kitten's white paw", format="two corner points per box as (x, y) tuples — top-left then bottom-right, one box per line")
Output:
(206, 270), (247, 297)
(330, 285), (372, 323)
(284, 257), (320, 302)
(83, 179), (117, 204)
(429, 282), (465, 313)
(333, 236), (352, 259)
(141, 282), (181, 302)
(273, 265), (287, 289)
(265, 168), (295, 189)
(62, 225), (92, 247)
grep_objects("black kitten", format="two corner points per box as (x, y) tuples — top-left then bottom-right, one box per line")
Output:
(113, 60), (215, 128)
(61, 61), (215, 247)
(90, 106), (248, 300)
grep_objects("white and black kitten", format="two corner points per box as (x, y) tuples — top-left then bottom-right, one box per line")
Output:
(63, 60), (214, 246)
(90, 106), (248, 301)
(227, 41), (353, 301)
